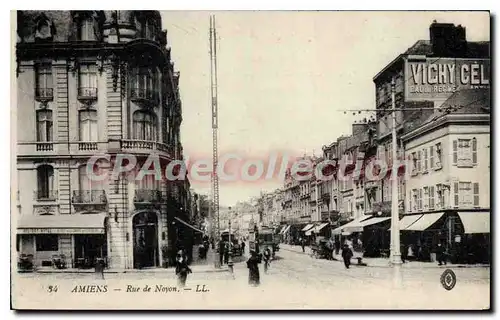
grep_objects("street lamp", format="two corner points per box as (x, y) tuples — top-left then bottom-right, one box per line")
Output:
(390, 77), (403, 288)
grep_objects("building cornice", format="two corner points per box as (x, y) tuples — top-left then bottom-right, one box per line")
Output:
(401, 113), (490, 142)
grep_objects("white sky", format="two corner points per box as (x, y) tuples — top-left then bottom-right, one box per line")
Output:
(160, 11), (490, 206)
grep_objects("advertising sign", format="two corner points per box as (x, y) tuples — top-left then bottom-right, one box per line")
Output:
(405, 58), (490, 101)
(17, 228), (105, 234)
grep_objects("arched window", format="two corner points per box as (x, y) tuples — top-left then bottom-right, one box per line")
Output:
(37, 165), (54, 200)
(133, 111), (157, 141)
(79, 110), (98, 141)
(36, 110), (53, 142)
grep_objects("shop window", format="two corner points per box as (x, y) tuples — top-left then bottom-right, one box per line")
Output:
(36, 235), (58, 251)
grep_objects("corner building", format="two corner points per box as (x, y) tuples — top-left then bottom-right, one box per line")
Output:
(15, 10), (192, 270)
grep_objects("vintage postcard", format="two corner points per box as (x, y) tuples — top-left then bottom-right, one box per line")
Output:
(11, 10), (490, 310)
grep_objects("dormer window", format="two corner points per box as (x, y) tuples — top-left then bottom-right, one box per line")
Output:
(78, 17), (96, 41)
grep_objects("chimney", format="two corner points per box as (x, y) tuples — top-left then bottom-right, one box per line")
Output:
(429, 21), (467, 57)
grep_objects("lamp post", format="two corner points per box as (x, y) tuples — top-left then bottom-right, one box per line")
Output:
(390, 77), (403, 288)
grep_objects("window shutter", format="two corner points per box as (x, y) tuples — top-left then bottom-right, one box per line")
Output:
(453, 182), (459, 207)
(453, 140), (458, 164)
(418, 189), (422, 210)
(472, 138), (477, 165)
(473, 183), (479, 207)
(417, 151), (422, 172)
(424, 149), (428, 171)
(429, 146), (434, 169)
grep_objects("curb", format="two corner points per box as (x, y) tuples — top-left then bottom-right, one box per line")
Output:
(280, 246), (490, 269)
(24, 267), (230, 275)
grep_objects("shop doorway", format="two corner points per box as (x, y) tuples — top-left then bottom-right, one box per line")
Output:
(74, 234), (107, 268)
(133, 212), (159, 268)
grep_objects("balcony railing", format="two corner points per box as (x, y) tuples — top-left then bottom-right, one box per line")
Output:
(35, 87), (53, 102)
(78, 142), (98, 151)
(130, 88), (158, 105)
(36, 142), (54, 151)
(77, 87), (98, 101)
(72, 190), (107, 204)
(33, 190), (58, 201)
(134, 190), (164, 204)
(121, 139), (173, 155)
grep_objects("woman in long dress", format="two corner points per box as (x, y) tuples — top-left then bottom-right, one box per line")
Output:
(175, 249), (192, 288)
(247, 250), (260, 286)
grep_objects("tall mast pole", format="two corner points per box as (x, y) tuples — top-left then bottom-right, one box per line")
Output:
(209, 15), (221, 268)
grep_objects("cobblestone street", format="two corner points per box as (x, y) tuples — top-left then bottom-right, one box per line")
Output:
(13, 247), (490, 309)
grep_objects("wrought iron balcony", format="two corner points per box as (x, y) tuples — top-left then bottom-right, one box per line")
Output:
(130, 88), (159, 105)
(35, 87), (53, 102)
(72, 190), (107, 204)
(33, 190), (58, 201)
(134, 190), (164, 204)
(77, 87), (98, 102)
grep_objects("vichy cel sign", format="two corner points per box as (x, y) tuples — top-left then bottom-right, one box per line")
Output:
(405, 57), (490, 101)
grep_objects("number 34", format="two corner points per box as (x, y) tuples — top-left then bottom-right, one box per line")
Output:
(47, 285), (58, 293)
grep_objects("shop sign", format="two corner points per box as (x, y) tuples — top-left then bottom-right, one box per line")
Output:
(405, 58), (490, 101)
(17, 228), (104, 234)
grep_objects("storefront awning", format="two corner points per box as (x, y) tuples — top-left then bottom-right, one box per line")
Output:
(400, 214), (423, 230)
(458, 212), (490, 234)
(332, 215), (372, 235)
(174, 217), (204, 233)
(359, 217), (391, 227)
(282, 225), (291, 234)
(388, 214), (424, 231)
(404, 212), (444, 231)
(315, 222), (330, 233)
(305, 229), (314, 236)
(17, 213), (107, 234)
(279, 225), (288, 234)
(302, 224), (315, 232)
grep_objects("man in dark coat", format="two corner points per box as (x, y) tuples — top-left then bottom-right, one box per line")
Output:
(436, 242), (447, 266)
(218, 240), (225, 265)
(247, 250), (260, 286)
(341, 243), (353, 269)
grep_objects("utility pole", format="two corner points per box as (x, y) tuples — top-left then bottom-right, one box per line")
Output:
(209, 15), (221, 268)
(390, 77), (403, 288)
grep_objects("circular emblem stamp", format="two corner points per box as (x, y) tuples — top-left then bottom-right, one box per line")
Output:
(440, 269), (457, 291)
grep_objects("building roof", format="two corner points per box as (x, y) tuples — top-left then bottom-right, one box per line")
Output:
(373, 40), (490, 82)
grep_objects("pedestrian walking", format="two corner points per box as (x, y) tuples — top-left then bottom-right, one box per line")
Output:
(341, 243), (353, 269)
(223, 241), (230, 264)
(247, 250), (261, 286)
(262, 246), (272, 273)
(335, 238), (341, 255)
(218, 240), (225, 265)
(175, 250), (192, 288)
(300, 238), (305, 253)
(241, 240), (246, 255)
(436, 242), (447, 266)
(401, 243), (408, 263)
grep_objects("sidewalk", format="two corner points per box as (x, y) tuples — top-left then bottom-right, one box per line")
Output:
(280, 244), (489, 269)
